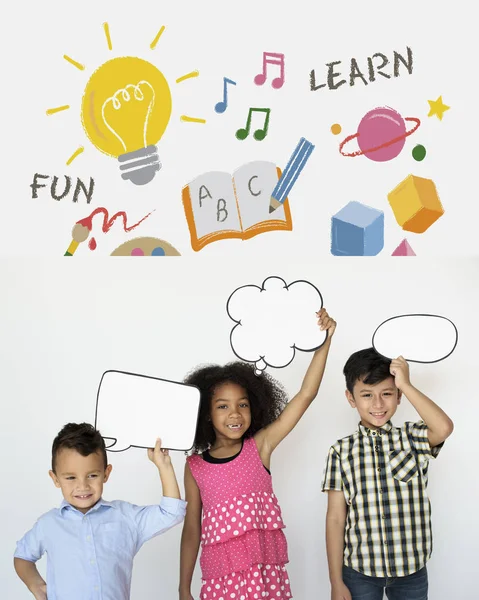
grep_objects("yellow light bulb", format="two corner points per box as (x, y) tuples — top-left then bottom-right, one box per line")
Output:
(81, 56), (172, 185)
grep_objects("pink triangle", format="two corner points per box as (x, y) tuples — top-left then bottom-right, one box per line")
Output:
(392, 239), (416, 256)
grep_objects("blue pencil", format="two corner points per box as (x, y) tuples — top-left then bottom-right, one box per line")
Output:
(269, 137), (315, 213)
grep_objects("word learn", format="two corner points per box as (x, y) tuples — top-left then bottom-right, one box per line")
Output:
(310, 47), (413, 91)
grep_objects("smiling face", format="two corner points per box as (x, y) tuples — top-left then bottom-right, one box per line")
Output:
(346, 375), (401, 429)
(210, 382), (252, 443)
(49, 448), (112, 513)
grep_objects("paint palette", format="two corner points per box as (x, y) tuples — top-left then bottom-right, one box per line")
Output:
(110, 237), (181, 256)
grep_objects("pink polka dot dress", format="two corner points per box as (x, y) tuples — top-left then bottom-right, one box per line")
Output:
(187, 436), (292, 600)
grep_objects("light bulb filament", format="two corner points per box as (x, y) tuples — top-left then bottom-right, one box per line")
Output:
(101, 80), (155, 151)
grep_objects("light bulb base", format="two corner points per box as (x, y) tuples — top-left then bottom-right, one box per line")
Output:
(118, 145), (161, 186)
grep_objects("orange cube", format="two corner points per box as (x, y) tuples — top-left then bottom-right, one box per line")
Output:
(387, 175), (444, 233)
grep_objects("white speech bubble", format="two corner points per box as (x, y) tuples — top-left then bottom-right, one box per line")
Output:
(95, 371), (201, 452)
(226, 276), (327, 373)
(372, 314), (458, 363)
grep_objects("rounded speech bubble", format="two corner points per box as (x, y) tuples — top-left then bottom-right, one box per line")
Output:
(95, 371), (201, 452)
(372, 314), (458, 363)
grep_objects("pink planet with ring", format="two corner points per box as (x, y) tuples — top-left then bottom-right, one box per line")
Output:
(339, 106), (421, 162)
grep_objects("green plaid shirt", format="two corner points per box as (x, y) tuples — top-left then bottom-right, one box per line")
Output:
(322, 420), (443, 577)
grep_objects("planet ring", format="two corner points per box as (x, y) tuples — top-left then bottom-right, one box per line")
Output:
(339, 117), (421, 157)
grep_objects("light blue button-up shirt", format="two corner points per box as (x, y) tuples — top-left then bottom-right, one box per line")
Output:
(14, 496), (186, 600)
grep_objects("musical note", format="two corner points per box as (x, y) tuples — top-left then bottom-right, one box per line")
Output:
(236, 108), (271, 141)
(214, 77), (237, 113)
(254, 52), (285, 89)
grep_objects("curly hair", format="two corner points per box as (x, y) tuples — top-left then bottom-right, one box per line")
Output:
(184, 361), (288, 454)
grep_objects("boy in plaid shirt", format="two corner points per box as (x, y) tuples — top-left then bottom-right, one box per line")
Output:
(322, 348), (454, 600)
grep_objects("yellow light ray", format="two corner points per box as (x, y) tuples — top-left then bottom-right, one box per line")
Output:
(181, 115), (206, 124)
(46, 105), (70, 115)
(176, 70), (199, 84)
(66, 147), (85, 166)
(150, 26), (166, 49)
(63, 55), (85, 70)
(103, 22), (112, 50)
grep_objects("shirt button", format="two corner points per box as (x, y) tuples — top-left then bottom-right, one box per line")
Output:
(94, 586), (99, 591)
(382, 514), (386, 519)
(372, 432), (376, 436)
(379, 489), (383, 494)
(90, 560), (95, 565)
(86, 535), (91, 541)
(375, 445), (380, 451)
(377, 467), (381, 472)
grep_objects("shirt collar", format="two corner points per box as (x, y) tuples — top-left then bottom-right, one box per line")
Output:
(358, 420), (393, 437)
(60, 497), (115, 515)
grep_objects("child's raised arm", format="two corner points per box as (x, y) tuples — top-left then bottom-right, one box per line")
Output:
(256, 308), (336, 455)
(179, 463), (202, 600)
(389, 356), (454, 447)
(147, 438), (181, 498)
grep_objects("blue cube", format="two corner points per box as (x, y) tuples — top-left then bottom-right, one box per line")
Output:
(331, 201), (384, 256)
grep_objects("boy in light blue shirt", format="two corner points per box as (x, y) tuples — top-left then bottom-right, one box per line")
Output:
(14, 422), (186, 600)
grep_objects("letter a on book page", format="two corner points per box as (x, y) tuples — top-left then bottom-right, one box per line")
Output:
(182, 161), (292, 251)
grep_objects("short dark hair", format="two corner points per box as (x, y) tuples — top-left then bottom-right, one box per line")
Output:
(52, 423), (107, 472)
(343, 347), (392, 394)
(184, 361), (288, 454)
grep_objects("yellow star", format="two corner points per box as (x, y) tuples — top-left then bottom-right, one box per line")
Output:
(427, 96), (450, 121)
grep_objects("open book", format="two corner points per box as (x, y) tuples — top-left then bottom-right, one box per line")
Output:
(182, 161), (293, 251)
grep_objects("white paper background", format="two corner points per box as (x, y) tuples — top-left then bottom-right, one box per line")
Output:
(0, 0), (475, 256)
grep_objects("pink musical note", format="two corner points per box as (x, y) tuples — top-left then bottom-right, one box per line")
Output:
(254, 52), (285, 89)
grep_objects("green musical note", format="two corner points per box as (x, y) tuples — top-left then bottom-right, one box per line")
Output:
(236, 107), (271, 141)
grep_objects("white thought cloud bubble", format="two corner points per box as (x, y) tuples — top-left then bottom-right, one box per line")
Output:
(226, 276), (327, 373)
(95, 371), (201, 452)
(372, 314), (458, 363)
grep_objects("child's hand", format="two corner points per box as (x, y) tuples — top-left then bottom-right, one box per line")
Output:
(317, 308), (336, 338)
(331, 581), (352, 600)
(31, 583), (47, 600)
(390, 355), (411, 390)
(147, 438), (172, 470)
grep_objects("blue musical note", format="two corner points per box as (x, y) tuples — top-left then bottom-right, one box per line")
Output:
(215, 77), (237, 113)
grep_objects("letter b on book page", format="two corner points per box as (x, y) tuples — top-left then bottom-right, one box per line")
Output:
(188, 171), (241, 238)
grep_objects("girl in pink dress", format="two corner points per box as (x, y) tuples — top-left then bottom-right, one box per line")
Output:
(179, 308), (336, 600)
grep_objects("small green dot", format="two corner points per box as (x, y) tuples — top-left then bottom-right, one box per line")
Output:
(412, 144), (426, 161)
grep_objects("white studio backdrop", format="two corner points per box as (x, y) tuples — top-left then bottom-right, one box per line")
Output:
(1, 258), (478, 599)
(0, 0), (476, 256)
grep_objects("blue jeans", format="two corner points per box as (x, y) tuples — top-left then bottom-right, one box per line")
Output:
(342, 565), (428, 599)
